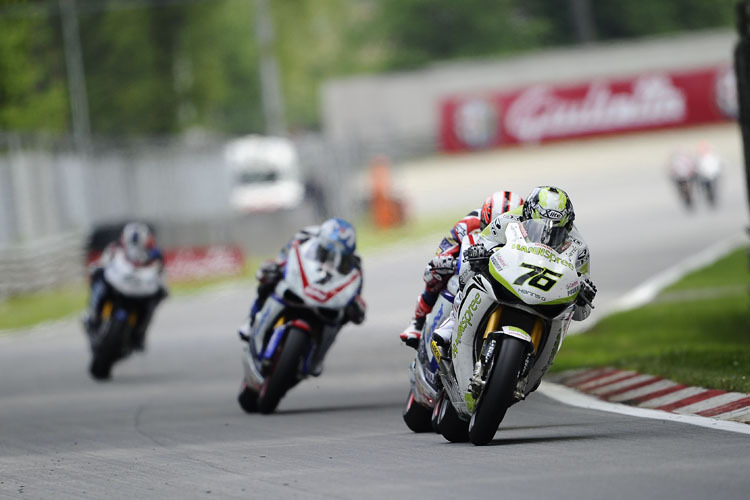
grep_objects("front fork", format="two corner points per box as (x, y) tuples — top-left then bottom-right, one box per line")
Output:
(469, 306), (542, 400)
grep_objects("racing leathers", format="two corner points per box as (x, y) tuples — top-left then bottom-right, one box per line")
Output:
(248, 225), (367, 329)
(84, 242), (168, 351)
(399, 209), (482, 348)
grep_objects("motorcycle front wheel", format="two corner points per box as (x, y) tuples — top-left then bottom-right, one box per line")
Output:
(468, 336), (526, 446)
(257, 327), (311, 414)
(237, 379), (259, 413)
(89, 320), (128, 380)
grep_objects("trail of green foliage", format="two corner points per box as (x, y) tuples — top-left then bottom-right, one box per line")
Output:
(552, 248), (750, 393)
(0, 0), (735, 134)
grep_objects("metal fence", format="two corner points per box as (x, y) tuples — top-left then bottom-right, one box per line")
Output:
(0, 129), (434, 298)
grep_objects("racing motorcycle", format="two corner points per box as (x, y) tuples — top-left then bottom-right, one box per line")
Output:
(237, 238), (363, 414)
(402, 274), (459, 433)
(87, 251), (164, 380)
(430, 218), (585, 445)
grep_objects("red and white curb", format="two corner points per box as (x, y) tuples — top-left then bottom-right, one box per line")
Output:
(542, 368), (750, 433)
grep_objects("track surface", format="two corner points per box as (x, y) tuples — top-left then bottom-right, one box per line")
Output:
(1, 124), (749, 499)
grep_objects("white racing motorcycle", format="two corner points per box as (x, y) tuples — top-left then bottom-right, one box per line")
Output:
(87, 251), (164, 380)
(237, 238), (363, 414)
(431, 218), (585, 445)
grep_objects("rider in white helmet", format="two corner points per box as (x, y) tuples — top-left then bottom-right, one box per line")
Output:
(83, 222), (168, 351)
(399, 191), (524, 349)
(433, 186), (597, 351)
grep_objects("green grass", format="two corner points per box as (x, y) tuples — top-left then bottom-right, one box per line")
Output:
(0, 213), (457, 333)
(0, 285), (88, 331)
(551, 247), (750, 393)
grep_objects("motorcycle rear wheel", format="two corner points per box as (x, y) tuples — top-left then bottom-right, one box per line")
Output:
(89, 320), (128, 380)
(468, 336), (526, 445)
(257, 327), (310, 414)
(402, 389), (433, 433)
(436, 392), (469, 443)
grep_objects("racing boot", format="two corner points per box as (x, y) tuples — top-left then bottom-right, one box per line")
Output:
(430, 315), (454, 362)
(430, 289), (461, 361)
(399, 296), (431, 349)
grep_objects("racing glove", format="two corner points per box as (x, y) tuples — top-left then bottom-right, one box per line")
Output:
(576, 278), (597, 308)
(464, 244), (491, 272)
(345, 295), (367, 325)
(423, 254), (457, 292)
(429, 254), (457, 275)
(256, 260), (283, 285)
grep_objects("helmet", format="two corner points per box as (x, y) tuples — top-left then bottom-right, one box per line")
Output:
(120, 222), (155, 265)
(521, 186), (574, 249)
(522, 186), (574, 228)
(316, 218), (357, 272)
(480, 191), (524, 229)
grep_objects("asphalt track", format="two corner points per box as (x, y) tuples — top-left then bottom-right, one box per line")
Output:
(1, 124), (749, 499)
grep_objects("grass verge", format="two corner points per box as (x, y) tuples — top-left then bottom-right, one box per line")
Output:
(551, 247), (750, 393)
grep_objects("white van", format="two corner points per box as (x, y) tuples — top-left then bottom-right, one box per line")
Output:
(224, 135), (305, 213)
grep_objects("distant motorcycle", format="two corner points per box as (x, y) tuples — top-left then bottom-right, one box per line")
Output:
(431, 218), (584, 445)
(87, 251), (163, 380)
(237, 238), (363, 414)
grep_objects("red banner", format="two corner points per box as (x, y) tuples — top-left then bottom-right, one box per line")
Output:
(164, 246), (245, 282)
(440, 64), (737, 152)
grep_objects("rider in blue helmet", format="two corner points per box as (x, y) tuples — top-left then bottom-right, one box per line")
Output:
(248, 217), (366, 328)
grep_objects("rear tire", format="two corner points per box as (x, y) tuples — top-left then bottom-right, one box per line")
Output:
(468, 337), (527, 446)
(402, 390), (433, 433)
(436, 392), (469, 443)
(257, 327), (310, 414)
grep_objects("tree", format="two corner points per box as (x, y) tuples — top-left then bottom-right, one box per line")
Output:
(0, 5), (67, 133)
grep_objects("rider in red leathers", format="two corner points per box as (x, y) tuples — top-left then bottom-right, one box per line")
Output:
(399, 191), (524, 349)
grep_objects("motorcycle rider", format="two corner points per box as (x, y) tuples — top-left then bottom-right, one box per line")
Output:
(432, 186), (597, 354)
(247, 216), (367, 331)
(667, 148), (696, 209)
(694, 141), (722, 207)
(399, 191), (524, 349)
(83, 222), (168, 351)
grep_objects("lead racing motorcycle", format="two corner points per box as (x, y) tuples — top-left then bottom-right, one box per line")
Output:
(237, 238), (363, 414)
(430, 218), (588, 445)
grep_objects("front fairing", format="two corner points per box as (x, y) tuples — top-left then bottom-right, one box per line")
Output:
(284, 239), (362, 312)
(487, 219), (579, 317)
(103, 251), (162, 297)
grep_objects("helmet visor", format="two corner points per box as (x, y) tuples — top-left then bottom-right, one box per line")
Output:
(522, 219), (569, 251)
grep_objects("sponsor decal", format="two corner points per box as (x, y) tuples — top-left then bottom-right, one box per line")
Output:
(440, 64), (734, 152)
(490, 253), (507, 271)
(511, 243), (574, 271)
(518, 287), (547, 301)
(453, 292), (482, 357)
(430, 340), (442, 364)
(505, 76), (686, 143)
(165, 245), (244, 281)
(429, 303), (445, 335)
(454, 97), (499, 149)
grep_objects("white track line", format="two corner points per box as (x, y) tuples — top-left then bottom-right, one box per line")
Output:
(539, 381), (750, 435)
